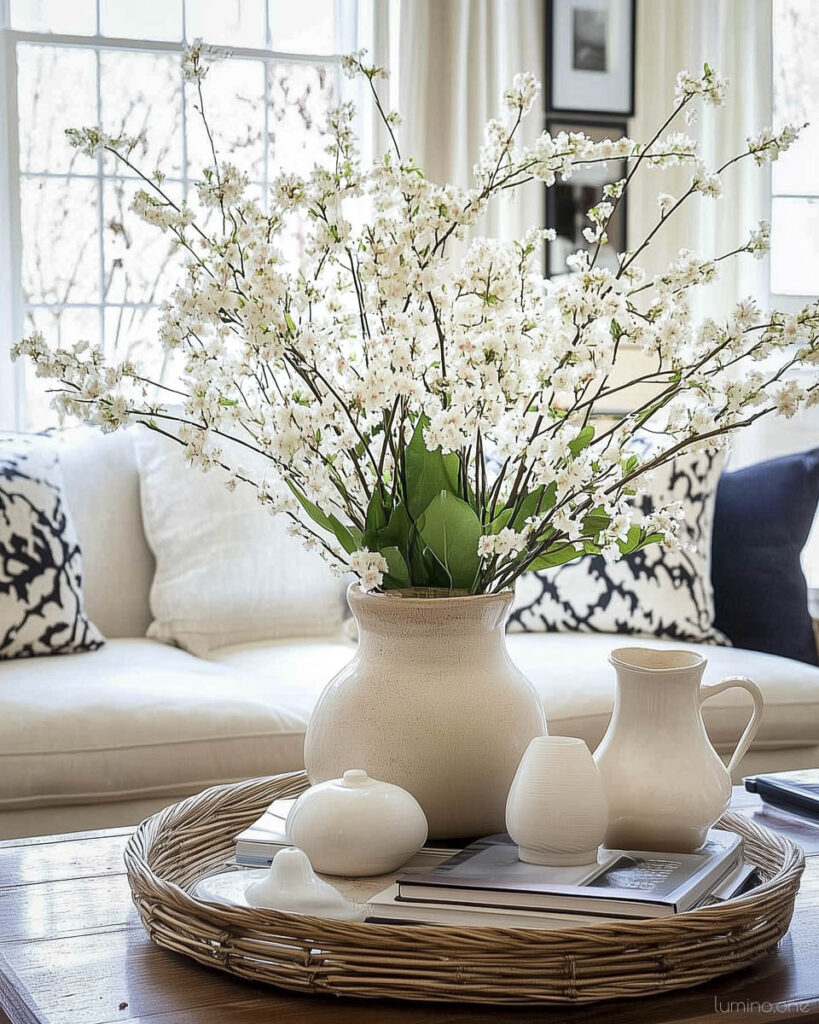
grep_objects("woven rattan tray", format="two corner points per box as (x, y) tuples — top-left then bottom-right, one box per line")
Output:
(124, 771), (804, 1006)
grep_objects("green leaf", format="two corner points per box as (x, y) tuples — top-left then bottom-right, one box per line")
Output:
(490, 482), (557, 534)
(418, 491), (482, 590)
(488, 508), (513, 534)
(379, 546), (411, 588)
(568, 425), (595, 458)
(284, 311), (296, 336)
(581, 506), (611, 537)
(287, 481), (360, 555)
(617, 528), (665, 556)
(379, 501), (411, 553)
(634, 398), (667, 428)
(618, 524), (643, 555)
(363, 488), (389, 549)
(404, 416), (460, 519)
(526, 545), (583, 572)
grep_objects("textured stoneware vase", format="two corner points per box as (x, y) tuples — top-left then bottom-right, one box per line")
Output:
(594, 647), (764, 852)
(505, 736), (608, 865)
(303, 585), (547, 839)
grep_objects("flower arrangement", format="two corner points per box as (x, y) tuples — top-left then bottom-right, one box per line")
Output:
(15, 46), (819, 595)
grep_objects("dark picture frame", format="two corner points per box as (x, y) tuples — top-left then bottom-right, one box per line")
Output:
(544, 117), (628, 278)
(547, 0), (636, 117)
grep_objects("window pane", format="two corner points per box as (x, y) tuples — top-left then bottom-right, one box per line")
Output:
(102, 179), (186, 305)
(772, 0), (819, 196)
(21, 177), (100, 304)
(104, 307), (189, 390)
(10, 0), (96, 34)
(770, 197), (819, 295)
(268, 0), (336, 53)
(185, 0), (267, 47)
(100, 0), (183, 41)
(185, 59), (265, 179)
(100, 51), (184, 178)
(22, 307), (101, 430)
(104, 305), (163, 367)
(267, 61), (334, 177)
(17, 44), (97, 175)
(772, 122), (819, 198)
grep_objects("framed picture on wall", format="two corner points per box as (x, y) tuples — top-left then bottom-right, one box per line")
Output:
(545, 117), (628, 278)
(548, 0), (636, 116)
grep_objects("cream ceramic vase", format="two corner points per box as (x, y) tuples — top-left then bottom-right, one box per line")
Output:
(303, 584), (547, 839)
(506, 736), (608, 865)
(594, 647), (764, 853)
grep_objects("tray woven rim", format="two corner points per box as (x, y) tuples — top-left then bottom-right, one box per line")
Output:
(124, 771), (805, 1005)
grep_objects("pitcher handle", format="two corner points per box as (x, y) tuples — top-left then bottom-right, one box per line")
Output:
(699, 676), (764, 776)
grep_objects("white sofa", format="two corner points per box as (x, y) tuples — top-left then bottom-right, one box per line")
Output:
(2, 429), (819, 840)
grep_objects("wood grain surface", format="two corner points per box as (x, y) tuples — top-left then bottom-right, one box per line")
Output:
(2, 790), (819, 1024)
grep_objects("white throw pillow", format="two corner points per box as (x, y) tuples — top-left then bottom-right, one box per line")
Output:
(0, 433), (104, 658)
(509, 448), (729, 645)
(134, 430), (346, 655)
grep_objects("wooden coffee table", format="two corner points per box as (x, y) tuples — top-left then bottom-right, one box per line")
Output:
(1, 787), (818, 1024)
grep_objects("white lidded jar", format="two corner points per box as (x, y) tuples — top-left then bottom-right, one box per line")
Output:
(505, 736), (608, 866)
(286, 769), (429, 876)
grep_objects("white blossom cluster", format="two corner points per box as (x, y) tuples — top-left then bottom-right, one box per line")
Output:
(14, 52), (819, 596)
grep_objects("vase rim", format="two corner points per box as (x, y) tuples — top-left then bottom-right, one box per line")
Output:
(530, 735), (585, 746)
(609, 646), (706, 673)
(347, 582), (514, 605)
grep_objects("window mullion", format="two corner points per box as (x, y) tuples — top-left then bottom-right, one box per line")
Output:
(95, 47), (105, 355)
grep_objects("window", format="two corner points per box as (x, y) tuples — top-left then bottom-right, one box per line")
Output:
(0, 0), (379, 429)
(770, 0), (819, 306)
(770, 0), (819, 590)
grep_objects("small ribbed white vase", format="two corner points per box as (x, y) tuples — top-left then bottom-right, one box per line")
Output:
(505, 736), (608, 866)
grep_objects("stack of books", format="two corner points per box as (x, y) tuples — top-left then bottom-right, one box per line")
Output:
(235, 803), (757, 929)
(369, 831), (757, 927)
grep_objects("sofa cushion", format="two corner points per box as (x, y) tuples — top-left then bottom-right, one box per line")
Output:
(0, 433), (104, 659)
(135, 430), (348, 655)
(0, 637), (352, 810)
(712, 448), (819, 666)
(3, 634), (818, 811)
(58, 427), (154, 638)
(510, 449), (728, 645)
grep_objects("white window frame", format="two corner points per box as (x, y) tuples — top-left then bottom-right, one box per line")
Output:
(769, 0), (818, 315)
(0, 0), (369, 431)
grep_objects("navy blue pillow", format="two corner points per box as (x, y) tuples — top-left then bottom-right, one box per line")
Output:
(712, 449), (819, 666)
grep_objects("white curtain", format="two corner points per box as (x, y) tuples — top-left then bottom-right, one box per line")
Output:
(627, 0), (773, 320)
(398, 0), (545, 248)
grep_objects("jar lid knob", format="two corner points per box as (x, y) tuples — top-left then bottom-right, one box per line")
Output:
(342, 769), (370, 786)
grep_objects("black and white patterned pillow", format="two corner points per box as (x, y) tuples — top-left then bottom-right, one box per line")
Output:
(0, 435), (104, 659)
(509, 449), (729, 645)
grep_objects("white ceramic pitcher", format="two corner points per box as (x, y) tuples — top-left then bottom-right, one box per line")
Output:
(594, 647), (764, 852)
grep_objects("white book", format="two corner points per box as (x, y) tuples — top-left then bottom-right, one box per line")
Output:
(366, 884), (602, 929)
